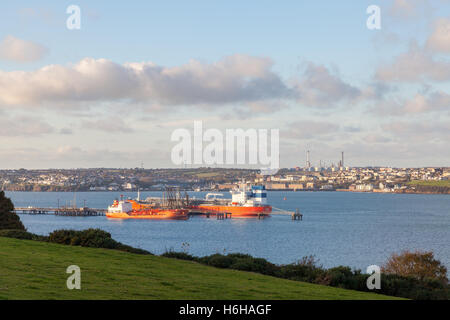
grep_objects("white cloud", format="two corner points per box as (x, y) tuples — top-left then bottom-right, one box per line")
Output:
(0, 55), (290, 107)
(0, 116), (53, 136)
(0, 56), (368, 114)
(375, 42), (450, 82)
(382, 121), (450, 142)
(363, 134), (392, 143)
(0, 35), (48, 62)
(426, 17), (450, 53)
(285, 120), (340, 139)
(81, 117), (134, 133)
(403, 91), (450, 113)
(294, 63), (361, 108)
(371, 90), (450, 116)
(386, 0), (440, 24)
(389, 0), (428, 19)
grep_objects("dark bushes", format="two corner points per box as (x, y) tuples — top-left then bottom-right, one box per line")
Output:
(0, 229), (34, 240)
(380, 274), (448, 300)
(0, 229), (48, 241)
(202, 254), (235, 269)
(48, 228), (151, 255)
(0, 227), (150, 255)
(230, 256), (277, 275)
(0, 191), (25, 231)
(161, 251), (197, 261)
(163, 250), (279, 276)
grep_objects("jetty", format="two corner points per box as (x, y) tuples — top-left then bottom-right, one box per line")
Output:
(271, 207), (303, 221)
(187, 209), (232, 220)
(291, 209), (303, 221)
(15, 207), (106, 216)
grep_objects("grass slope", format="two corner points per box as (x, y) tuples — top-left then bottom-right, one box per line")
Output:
(0, 237), (399, 300)
(407, 180), (450, 187)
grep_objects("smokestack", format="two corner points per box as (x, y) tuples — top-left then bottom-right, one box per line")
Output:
(341, 151), (344, 168)
(306, 150), (311, 169)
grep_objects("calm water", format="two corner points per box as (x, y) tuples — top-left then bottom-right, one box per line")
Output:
(5, 191), (450, 271)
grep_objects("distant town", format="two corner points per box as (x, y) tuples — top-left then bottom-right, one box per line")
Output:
(1, 166), (449, 194)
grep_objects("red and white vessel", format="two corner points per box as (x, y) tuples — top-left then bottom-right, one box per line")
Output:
(107, 199), (188, 220)
(190, 185), (272, 217)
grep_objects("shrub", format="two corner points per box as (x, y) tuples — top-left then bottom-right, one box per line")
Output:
(382, 250), (448, 284)
(0, 229), (34, 240)
(380, 274), (449, 300)
(161, 251), (197, 261)
(48, 229), (79, 245)
(0, 229), (49, 242)
(230, 257), (277, 276)
(325, 266), (359, 289)
(0, 191), (25, 231)
(32, 234), (49, 242)
(48, 228), (151, 255)
(277, 256), (326, 283)
(203, 254), (235, 268)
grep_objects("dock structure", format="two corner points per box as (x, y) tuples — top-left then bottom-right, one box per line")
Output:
(271, 207), (303, 221)
(291, 209), (303, 221)
(15, 207), (106, 216)
(187, 209), (232, 220)
(216, 212), (232, 220)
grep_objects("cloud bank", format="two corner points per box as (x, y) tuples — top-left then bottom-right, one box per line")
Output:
(0, 35), (48, 62)
(0, 55), (290, 107)
(0, 55), (366, 112)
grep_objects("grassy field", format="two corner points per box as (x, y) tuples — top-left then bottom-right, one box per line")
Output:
(407, 180), (450, 187)
(0, 237), (401, 300)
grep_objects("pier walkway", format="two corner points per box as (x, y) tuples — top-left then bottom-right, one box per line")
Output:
(15, 207), (106, 216)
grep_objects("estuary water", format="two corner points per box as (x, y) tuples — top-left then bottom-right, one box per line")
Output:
(5, 191), (450, 271)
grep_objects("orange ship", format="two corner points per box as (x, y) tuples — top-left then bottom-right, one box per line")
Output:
(193, 204), (271, 217)
(191, 185), (272, 217)
(107, 200), (189, 220)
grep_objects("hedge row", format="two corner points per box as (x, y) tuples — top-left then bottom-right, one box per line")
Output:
(0, 228), (150, 255)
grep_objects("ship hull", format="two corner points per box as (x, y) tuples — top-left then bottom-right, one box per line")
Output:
(106, 209), (189, 220)
(191, 205), (272, 217)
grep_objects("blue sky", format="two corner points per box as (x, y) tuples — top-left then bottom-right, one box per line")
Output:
(1, 1), (378, 70)
(0, 1), (449, 168)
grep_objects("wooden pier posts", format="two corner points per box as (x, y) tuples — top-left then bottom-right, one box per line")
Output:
(216, 212), (231, 220)
(292, 209), (303, 221)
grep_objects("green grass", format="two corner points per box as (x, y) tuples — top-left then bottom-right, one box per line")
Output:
(407, 180), (450, 187)
(0, 237), (400, 300)
(194, 172), (222, 178)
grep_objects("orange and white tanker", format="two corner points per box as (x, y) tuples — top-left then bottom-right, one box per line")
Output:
(107, 199), (188, 220)
(190, 185), (272, 217)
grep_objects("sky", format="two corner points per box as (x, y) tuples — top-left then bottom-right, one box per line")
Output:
(0, 0), (449, 169)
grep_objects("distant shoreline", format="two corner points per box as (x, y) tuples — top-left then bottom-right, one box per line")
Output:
(4, 189), (449, 195)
